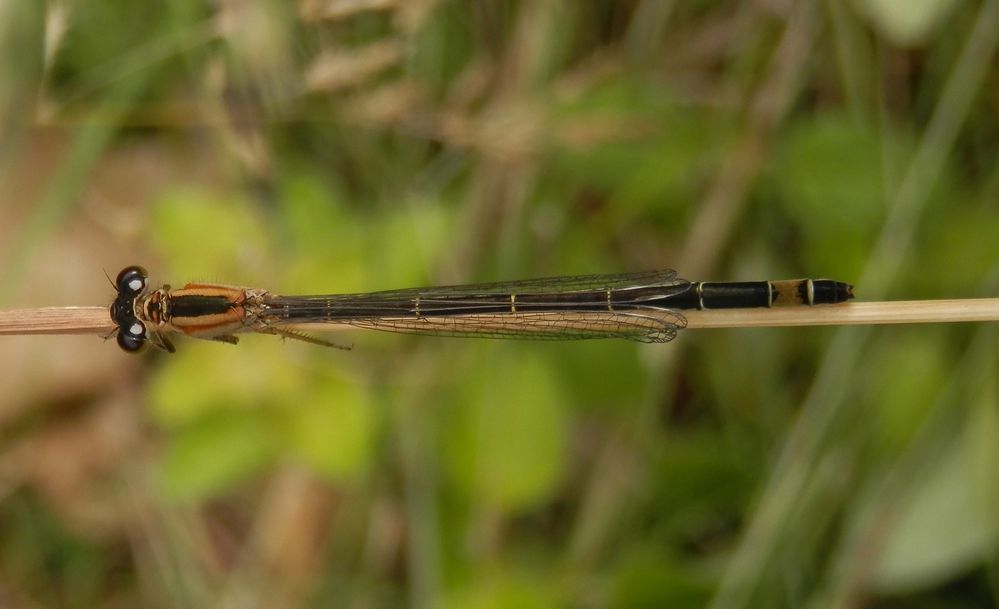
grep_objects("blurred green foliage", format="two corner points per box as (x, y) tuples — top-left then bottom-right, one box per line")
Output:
(0, 1), (996, 609)
(443, 348), (568, 510)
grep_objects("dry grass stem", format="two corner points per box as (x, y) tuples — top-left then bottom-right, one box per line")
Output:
(279, 299), (999, 335)
(0, 307), (112, 335)
(681, 299), (999, 328)
(1, 299), (996, 339)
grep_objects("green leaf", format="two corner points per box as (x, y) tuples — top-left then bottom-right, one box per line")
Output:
(147, 340), (306, 427)
(159, 408), (280, 501)
(851, 0), (960, 46)
(150, 188), (273, 282)
(363, 204), (452, 290)
(651, 430), (755, 539)
(772, 115), (902, 275)
(444, 572), (557, 609)
(913, 205), (999, 297)
(444, 347), (568, 511)
(774, 115), (886, 234)
(873, 423), (999, 592)
(555, 340), (647, 414)
(610, 546), (712, 609)
(865, 332), (947, 457)
(551, 79), (716, 226)
(968, 345), (999, 540)
(285, 371), (377, 483)
(277, 170), (352, 255)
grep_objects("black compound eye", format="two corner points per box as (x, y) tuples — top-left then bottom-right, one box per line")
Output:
(116, 319), (148, 353)
(116, 332), (147, 353)
(115, 266), (148, 297)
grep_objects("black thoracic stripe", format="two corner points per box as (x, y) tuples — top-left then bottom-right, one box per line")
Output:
(168, 295), (236, 318)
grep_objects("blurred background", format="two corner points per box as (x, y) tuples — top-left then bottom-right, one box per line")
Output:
(0, 1), (997, 608)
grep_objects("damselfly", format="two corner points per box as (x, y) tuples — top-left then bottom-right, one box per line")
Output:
(108, 266), (854, 353)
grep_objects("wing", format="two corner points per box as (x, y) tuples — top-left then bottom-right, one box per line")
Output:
(262, 270), (689, 343)
(331, 309), (687, 343)
(290, 269), (687, 302)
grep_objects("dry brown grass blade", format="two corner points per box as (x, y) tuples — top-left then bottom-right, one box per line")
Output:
(0, 307), (112, 335)
(1, 299), (996, 338)
(682, 299), (999, 328)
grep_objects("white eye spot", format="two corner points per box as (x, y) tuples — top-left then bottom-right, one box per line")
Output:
(128, 278), (144, 291)
(129, 322), (144, 337)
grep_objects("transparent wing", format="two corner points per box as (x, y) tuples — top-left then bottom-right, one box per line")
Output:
(315, 309), (687, 343)
(260, 270), (690, 342)
(290, 269), (686, 301)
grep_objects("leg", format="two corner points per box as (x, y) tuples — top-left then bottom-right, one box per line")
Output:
(210, 334), (240, 345)
(259, 326), (352, 351)
(149, 331), (176, 354)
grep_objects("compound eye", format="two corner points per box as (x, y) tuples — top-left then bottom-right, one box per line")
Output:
(116, 319), (148, 353)
(115, 266), (148, 297)
(116, 331), (147, 353)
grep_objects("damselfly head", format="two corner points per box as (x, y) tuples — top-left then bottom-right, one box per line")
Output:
(110, 265), (151, 353)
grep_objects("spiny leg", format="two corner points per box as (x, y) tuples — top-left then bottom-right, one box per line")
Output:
(258, 325), (352, 351)
(150, 332), (176, 354)
(209, 334), (240, 345)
